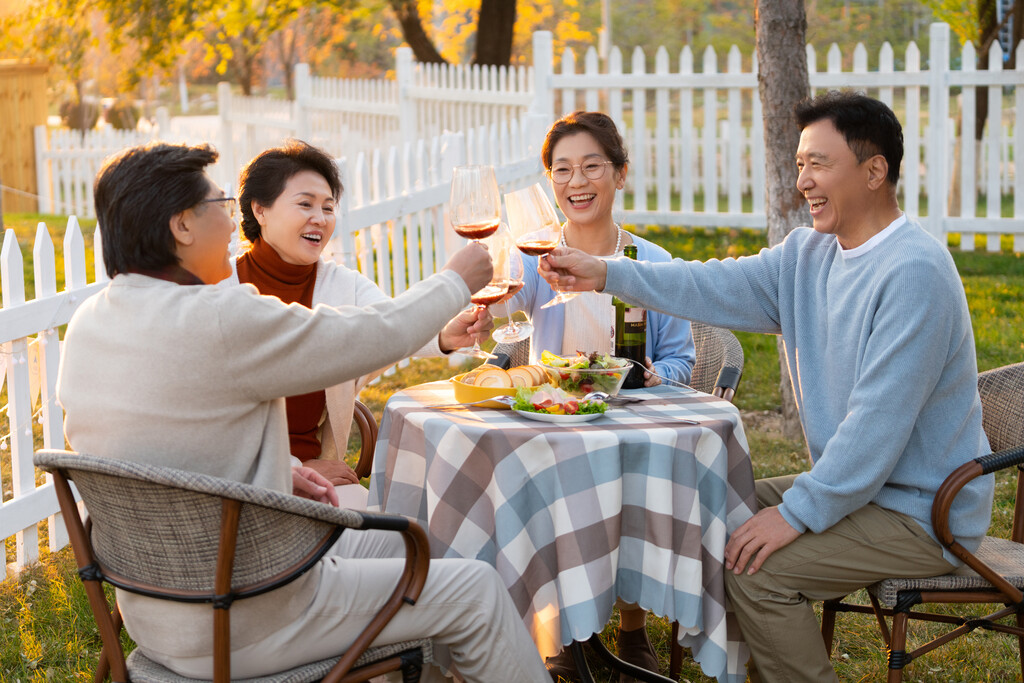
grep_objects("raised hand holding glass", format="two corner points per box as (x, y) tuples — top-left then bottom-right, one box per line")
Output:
(503, 183), (580, 309)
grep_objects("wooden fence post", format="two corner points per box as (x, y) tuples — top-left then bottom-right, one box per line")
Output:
(217, 82), (235, 184)
(34, 125), (52, 214)
(294, 63), (311, 142)
(1, 228), (40, 572)
(396, 48), (417, 146)
(527, 31), (554, 157)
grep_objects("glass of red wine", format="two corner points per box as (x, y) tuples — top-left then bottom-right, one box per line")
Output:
(504, 183), (579, 309)
(449, 165), (502, 242)
(490, 225), (533, 344)
(456, 229), (510, 359)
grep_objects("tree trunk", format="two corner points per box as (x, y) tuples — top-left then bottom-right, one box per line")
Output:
(474, 0), (516, 66)
(755, 0), (810, 442)
(388, 0), (447, 64)
(276, 29), (298, 100)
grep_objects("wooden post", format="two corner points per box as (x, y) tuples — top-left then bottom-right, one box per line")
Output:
(0, 61), (49, 213)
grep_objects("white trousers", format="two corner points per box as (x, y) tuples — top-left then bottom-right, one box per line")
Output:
(169, 526), (550, 682)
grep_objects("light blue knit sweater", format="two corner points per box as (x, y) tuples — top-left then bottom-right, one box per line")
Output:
(604, 221), (993, 557)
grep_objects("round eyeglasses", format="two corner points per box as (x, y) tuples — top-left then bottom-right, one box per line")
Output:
(199, 196), (238, 219)
(546, 160), (614, 185)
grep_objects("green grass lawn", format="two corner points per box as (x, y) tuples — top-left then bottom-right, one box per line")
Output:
(2, 217), (1023, 681)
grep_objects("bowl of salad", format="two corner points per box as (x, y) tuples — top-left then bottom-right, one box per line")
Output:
(539, 351), (630, 398)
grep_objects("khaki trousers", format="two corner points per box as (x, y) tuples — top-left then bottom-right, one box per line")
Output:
(724, 475), (954, 683)
(167, 527), (550, 682)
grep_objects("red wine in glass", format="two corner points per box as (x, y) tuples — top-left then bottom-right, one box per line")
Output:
(454, 218), (501, 240)
(470, 284), (510, 307)
(516, 239), (558, 257)
(495, 279), (524, 304)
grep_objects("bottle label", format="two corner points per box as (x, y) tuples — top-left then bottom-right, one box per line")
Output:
(623, 306), (646, 327)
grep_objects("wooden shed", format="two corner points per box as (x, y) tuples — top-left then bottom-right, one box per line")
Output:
(0, 61), (48, 214)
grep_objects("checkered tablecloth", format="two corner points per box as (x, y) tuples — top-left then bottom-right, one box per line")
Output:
(368, 382), (756, 682)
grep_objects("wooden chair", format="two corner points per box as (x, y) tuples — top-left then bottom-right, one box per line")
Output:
(352, 399), (378, 480)
(820, 361), (1024, 682)
(34, 449), (434, 683)
(668, 322), (744, 679)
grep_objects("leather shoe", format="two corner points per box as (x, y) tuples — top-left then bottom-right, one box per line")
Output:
(616, 626), (660, 682)
(546, 647), (581, 683)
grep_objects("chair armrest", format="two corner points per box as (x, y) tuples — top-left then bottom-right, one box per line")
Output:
(322, 517), (431, 683)
(932, 444), (1024, 600)
(713, 365), (743, 402)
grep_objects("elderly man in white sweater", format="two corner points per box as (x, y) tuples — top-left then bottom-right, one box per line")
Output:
(539, 91), (992, 682)
(57, 141), (549, 682)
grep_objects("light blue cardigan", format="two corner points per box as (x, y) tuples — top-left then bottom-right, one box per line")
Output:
(505, 232), (695, 385)
(603, 221), (993, 561)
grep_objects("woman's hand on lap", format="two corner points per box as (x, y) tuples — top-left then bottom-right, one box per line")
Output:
(292, 466), (341, 506)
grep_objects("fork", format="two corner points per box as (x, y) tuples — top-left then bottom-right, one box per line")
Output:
(426, 395), (517, 409)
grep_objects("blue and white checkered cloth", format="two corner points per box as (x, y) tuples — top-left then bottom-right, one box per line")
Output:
(369, 382), (755, 682)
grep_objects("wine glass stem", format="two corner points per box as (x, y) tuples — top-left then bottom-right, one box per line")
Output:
(503, 301), (518, 334)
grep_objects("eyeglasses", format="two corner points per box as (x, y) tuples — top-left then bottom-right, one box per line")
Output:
(199, 196), (238, 219)
(547, 160), (615, 185)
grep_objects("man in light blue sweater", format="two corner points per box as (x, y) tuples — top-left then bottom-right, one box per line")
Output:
(539, 91), (993, 682)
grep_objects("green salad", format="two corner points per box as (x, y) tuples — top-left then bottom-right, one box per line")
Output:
(512, 386), (608, 416)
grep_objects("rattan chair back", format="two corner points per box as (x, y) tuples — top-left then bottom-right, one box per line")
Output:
(34, 449), (433, 683)
(689, 322), (744, 400)
(820, 361), (1024, 682)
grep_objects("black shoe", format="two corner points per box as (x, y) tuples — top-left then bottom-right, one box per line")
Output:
(546, 647), (582, 683)
(616, 626), (660, 683)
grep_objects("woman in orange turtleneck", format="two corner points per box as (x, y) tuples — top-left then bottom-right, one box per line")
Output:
(227, 141), (491, 508)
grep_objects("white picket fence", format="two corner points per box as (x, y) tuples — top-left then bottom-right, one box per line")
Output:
(31, 24), (1024, 252)
(1, 121), (541, 577)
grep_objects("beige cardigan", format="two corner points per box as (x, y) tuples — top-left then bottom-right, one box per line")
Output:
(57, 270), (468, 657)
(224, 256), (444, 461)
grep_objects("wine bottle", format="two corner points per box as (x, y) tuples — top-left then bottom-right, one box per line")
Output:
(613, 244), (647, 389)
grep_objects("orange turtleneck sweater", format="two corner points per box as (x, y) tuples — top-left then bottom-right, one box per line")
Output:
(236, 237), (324, 461)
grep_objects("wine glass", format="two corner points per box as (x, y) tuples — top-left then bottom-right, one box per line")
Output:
(491, 226), (533, 344)
(449, 165), (501, 242)
(503, 183), (580, 309)
(456, 231), (510, 359)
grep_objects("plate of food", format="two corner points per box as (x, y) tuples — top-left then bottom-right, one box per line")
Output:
(511, 386), (609, 423)
(450, 364), (555, 409)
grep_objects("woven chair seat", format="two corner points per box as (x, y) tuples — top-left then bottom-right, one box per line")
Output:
(871, 536), (1024, 608)
(126, 639), (433, 682)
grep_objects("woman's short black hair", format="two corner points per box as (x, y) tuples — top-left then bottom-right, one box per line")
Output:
(93, 142), (218, 279)
(541, 111), (629, 172)
(237, 140), (342, 243)
(795, 90), (904, 185)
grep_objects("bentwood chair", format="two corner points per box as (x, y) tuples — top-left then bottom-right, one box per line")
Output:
(352, 400), (379, 479)
(34, 449), (434, 683)
(820, 361), (1024, 681)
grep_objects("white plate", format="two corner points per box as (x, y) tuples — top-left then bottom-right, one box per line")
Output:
(513, 408), (608, 423)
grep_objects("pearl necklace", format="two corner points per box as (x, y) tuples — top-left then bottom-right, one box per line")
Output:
(560, 223), (623, 255)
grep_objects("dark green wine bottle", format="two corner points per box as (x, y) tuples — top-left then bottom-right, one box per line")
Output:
(613, 244), (647, 389)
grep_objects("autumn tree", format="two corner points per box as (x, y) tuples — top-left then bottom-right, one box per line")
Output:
(2, 0), (95, 130)
(386, 0), (517, 65)
(756, 0), (811, 440)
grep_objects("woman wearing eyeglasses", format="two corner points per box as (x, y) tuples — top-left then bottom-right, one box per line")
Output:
(502, 111), (695, 391)
(507, 112), (695, 681)
(223, 141), (491, 508)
